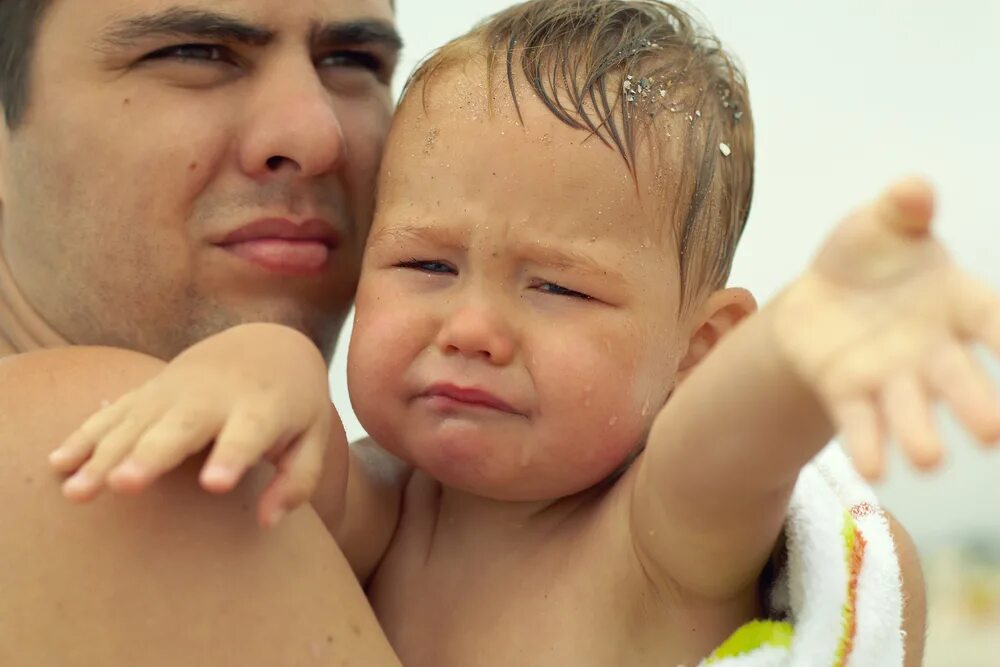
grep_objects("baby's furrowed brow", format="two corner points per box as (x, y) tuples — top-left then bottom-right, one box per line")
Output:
(516, 242), (625, 282)
(369, 224), (468, 252)
(369, 225), (627, 282)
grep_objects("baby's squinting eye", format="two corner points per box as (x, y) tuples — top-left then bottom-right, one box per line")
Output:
(397, 259), (456, 275)
(535, 282), (593, 301)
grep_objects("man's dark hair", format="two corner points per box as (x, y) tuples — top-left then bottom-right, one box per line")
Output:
(0, 0), (54, 128)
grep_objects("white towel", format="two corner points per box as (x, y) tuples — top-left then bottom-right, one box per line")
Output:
(699, 445), (905, 667)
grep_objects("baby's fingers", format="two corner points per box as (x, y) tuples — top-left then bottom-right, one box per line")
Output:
(955, 274), (1000, 358)
(107, 407), (224, 494)
(832, 398), (885, 480)
(199, 406), (289, 494)
(258, 418), (329, 528)
(60, 417), (153, 502)
(50, 398), (133, 473)
(874, 176), (935, 238)
(925, 342), (1000, 446)
(882, 375), (943, 470)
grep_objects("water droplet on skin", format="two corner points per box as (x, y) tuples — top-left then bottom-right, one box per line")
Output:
(641, 399), (652, 416)
(519, 445), (531, 468)
(609, 416), (618, 427)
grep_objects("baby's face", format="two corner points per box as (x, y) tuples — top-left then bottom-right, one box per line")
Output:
(348, 69), (694, 500)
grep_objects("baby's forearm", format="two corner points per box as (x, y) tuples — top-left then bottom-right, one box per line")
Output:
(633, 296), (833, 597)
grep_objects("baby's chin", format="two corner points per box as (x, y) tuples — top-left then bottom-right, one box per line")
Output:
(375, 423), (631, 502)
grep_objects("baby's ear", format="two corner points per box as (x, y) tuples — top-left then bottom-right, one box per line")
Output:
(676, 287), (756, 383)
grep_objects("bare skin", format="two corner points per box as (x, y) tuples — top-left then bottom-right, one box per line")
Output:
(0, 1), (932, 664)
(0, 347), (403, 666)
(51, 69), (959, 664)
(356, 84), (959, 667)
(0, 0), (404, 663)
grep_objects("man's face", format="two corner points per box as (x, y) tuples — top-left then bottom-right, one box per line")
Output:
(0, 0), (398, 359)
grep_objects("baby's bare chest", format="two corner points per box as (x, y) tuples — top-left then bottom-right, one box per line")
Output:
(366, 510), (748, 666)
(368, 546), (650, 666)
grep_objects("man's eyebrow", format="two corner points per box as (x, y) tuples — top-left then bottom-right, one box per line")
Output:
(98, 7), (273, 49)
(312, 20), (404, 53)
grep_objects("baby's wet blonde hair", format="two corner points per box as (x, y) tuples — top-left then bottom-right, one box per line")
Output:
(401, 0), (755, 309)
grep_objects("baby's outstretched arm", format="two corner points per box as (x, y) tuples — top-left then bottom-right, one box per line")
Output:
(48, 323), (343, 528)
(630, 177), (1000, 600)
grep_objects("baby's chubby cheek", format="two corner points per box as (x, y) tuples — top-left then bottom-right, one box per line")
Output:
(590, 432), (643, 474)
(549, 398), (652, 486)
(350, 275), (416, 352)
(347, 296), (401, 398)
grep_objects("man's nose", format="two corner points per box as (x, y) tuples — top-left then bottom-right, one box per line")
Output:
(238, 62), (347, 179)
(435, 299), (517, 366)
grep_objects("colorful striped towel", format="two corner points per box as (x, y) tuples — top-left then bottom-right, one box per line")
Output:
(700, 445), (905, 667)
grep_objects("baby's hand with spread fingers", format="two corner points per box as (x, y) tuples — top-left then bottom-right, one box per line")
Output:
(48, 323), (342, 527)
(772, 177), (1000, 479)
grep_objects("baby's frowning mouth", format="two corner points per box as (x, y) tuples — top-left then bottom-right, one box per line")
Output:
(420, 383), (521, 415)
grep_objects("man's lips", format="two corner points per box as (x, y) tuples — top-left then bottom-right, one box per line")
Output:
(214, 218), (341, 275)
(421, 383), (520, 414)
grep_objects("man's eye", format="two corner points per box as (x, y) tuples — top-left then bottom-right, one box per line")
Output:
(398, 259), (456, 275)
(319, 50), (384, 73)
(144, 44), (228, 63)
(535, 282), (593, 300)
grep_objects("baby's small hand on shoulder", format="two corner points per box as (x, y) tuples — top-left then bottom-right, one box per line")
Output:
(772, 177), (1000, 478)
(49, 323), (340, 527)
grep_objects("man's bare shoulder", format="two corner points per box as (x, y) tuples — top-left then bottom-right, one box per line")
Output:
(0, 344), (164, 394)
(0, 347), (400, 666)
(0, 345), (166, 511)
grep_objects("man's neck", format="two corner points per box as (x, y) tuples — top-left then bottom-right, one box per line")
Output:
(0, 328), (16, 358)
(0, 245), (68, 358)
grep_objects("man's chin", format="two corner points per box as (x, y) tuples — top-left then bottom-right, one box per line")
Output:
(172, 307), (346, 362)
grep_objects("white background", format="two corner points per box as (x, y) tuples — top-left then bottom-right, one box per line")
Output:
(330, 0), (1000, 550)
